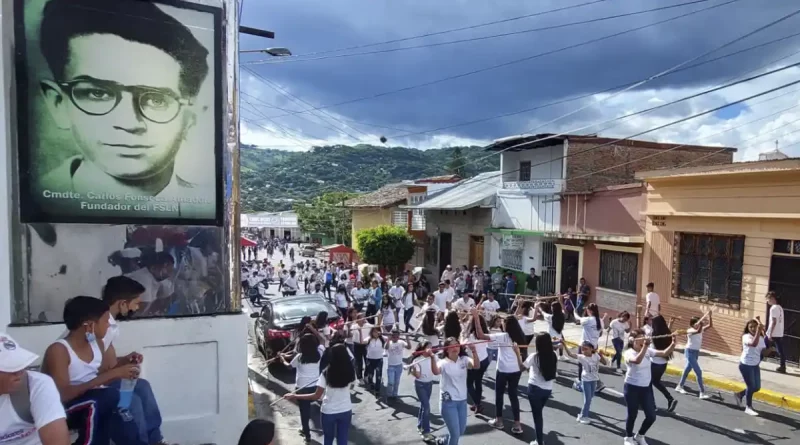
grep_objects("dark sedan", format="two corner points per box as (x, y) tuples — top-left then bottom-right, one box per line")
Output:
(251, 295), (343, 361)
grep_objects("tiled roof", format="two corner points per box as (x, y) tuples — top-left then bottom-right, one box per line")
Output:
(409, 171), (500, 211)
(344, 184), (408, 208)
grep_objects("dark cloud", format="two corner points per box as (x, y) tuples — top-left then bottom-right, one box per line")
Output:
(239, 0), (800, 146)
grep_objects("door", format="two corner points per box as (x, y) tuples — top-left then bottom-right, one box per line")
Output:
(269, 229), (275, 238)
(768, 255), (800, 364)
(283, 230), (291, 240)
(541, 241), (557, 295)
(439, 232), (452, 278)
(560, 250), (580, 294)
(469, 236), (484, 268)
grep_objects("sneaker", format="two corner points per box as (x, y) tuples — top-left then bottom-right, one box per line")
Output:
(529, 442), (540, 445)
(422, 433), (436, 443)
(488, 418), (504, 429)
(776, 366), (786, 374)
(675, 386), (688, 395)
(579, 417), (591, 424)
(595, 382), (606, 394)
(667, 399), (678, 413)
(634, 434), (649, 445)
(734, 391), (744, 407)
(698, 392), (711, 400)
(624, 437), (637, 445)
(511, 425), (523, 435)
(744, 407), (759, 416)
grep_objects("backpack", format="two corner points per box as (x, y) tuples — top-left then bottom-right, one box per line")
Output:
(10, 371), (33, 423)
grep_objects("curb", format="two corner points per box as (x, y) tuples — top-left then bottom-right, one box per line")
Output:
(248, 387), (256, 419)
(562, 340), (800, 413)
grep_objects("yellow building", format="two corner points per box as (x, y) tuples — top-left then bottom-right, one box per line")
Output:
(637, 159), (800, 361)
(345, 184), (410, 252)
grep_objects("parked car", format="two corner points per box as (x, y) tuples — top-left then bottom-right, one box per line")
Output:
(301, 245), (317, 258)
(250, 295), (342, 361)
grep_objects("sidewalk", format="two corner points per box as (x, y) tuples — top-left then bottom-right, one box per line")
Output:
(537, 319), (800, 412)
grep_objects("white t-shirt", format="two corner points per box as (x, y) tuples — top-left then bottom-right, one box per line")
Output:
(386, 340), (408, 366)
(0, 372), (66, 445)
(290, 354), (321, 389)
(366, 338), (385, 359)
(624, 348), (655, 387)
(609, 319), (629, 340)
(433, 291), (450, 313)
(381, 308), (395, 326)
(335, 292), (348, 309)
(649, 346), (668, 365)
(541, 313), (561, 340)
(351, 288), (369, 304)
(317, 373), (352, 415)
(389, 286), (404, 303)
(489, 332), (520, 374)
(578, 354), (601, 382)
(520, 309), (536, 336)
(353, 323), (373, 345)
(578, 316), (603, 347)
(453, 298), (475, 313)
(413, 359), (435, 383)
(437, 356), (470, 402)
(283, 277), (299, 291)
(686, 329), (703, 351)
(481, 300), (500, 318)
(645, 292), (660, 317)
(768, 305), (784, 338)
(523, 353), (554, 391)
(402, 292), (415, 309)
(740, 334), (766, 366)
(643, 325), (653, 337)
(465, 334), (488, 362)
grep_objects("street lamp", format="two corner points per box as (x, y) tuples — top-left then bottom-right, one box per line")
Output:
(240, 47), (292, 56)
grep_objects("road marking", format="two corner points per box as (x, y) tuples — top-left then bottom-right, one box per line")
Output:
(604, 388), (623, 397)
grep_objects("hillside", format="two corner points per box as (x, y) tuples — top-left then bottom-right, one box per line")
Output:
(240, 144), (500, 213)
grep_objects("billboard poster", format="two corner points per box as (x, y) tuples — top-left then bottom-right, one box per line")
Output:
(14, 0), (223, 225)
(20, 223), (228, 324)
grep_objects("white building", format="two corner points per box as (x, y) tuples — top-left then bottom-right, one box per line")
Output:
(242, 210), (304, 240)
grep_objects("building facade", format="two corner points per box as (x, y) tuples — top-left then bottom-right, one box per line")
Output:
(242, 210), (304, 240)
(637, 159), (800, 361)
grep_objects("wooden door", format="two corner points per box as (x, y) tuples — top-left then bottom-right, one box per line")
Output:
(469, 236), (484, 268)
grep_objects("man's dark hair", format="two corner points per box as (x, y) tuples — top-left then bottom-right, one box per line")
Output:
(143, 251), (174, 268)
(63, 296), (110, 330)
(39, 0), (209, 97)
(102, 276), (146, 304)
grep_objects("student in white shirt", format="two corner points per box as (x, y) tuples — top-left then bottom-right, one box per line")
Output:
(644, 282), (660, 317)
(432, 283), (451, 314)
(515, 301), (536, 360)
(384, 329), (411, 400)
(401, 284), (417, 333)
(378, 295), (397, 333)
(409, 342), (435, 441)
(333, 285), (350, 320)
(417, 308), (441, 347)
(389, 283), (404, 322)
(282, 270), (299, 296)
(608, 312), (631, 372)
(471, 309), (526, 434)
(622, 328), (677, 445)
(520, 333), (558, 445)
(563, 342), (608, 424)
(649, 315), (678, 412)
(766, 291), (786, 373)
(676, 310), (713, 399)
(363, 327), (386, 395)
(424, 338), (479, 445)
(349, 281), (369, 312)
(573, 302), (609, 393)
(0, 333), (69, 445)
(479, 293), (500, 321)
(286, 344), (355, 445)
(537, 300), (566, 357)
(736, 319), (767, 416)
(464, 316), (491, 415)
(453, 293), (475, 314)
(280, 334), (321, 444)
(348, 313), (372, 384)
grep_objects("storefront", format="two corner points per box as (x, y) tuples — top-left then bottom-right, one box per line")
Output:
(638, 159), (800, 361)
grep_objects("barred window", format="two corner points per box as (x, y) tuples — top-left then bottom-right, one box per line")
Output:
(501, 249), (523, 271)
(676, 233), (744, 305)
(392, 210), (408, 228)
(599, 250), (638, 294)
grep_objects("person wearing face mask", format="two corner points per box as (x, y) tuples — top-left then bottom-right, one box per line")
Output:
(100, 277), (170, 445)
(42, 297), (144, 445)
(124, 252), (175, 316)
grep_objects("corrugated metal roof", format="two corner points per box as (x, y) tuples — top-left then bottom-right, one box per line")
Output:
(410, 171), (500, 211)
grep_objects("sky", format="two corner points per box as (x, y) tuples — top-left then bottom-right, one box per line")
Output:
(238, 0), (800, 161)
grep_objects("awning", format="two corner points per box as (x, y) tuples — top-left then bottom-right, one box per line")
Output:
(485, 228), (546, 236)
(404, 171), (500, 211)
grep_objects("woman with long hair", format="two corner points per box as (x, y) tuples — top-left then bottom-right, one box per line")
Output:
(473, 309), (526, 434)
(465, 315), (491, 414)
(572, 301), (608, 392)
(736, 318), (767, 416)
(650, 315), (677, 412)
(608, 311), (631, 372)
(425, 337), (480, 445)
(517, 300), (537, 360)
(443, 310), (462, 341)
(333, 284), (350, 320)
(622, 328), (676, 445)
(537, 300), (565, 356)
(419, 307), (440, 347)
(364, 326), (386, 395)
(237, 419), (275, 445)
(315, 311), (331, 347)
(280, 334), (321, 444)
(402, 284), (416, 333)
(379, 294), (396, 333)
(677, 310), (713, 400)
(410, 341), (435, 441)
(286, 343), (356, 445)
(520, 333), (558, 445)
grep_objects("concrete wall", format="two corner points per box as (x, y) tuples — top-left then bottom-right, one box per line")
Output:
(350, 207), (394, 251)
(642, 172), (800, 355)
(493, 194), (560, 232)
(500, 145), (564, 183)
(425, 208), (492, 273)
(561, 184), (646, 236)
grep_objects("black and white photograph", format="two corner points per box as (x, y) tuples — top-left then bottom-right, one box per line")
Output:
(15, 0), (223, 225)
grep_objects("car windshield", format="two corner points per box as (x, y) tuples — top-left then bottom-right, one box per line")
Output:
(272, 299), (334, 321)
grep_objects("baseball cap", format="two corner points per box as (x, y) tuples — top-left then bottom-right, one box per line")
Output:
(0, 333), (39, 373)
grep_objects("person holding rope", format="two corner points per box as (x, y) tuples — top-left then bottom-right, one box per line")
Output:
(608, 311), (632, 373)
(649, 315), (678, 412)
(519, 332), (558, 445)
(279, 334), (321, 445)
(464, 315), (491, 415)
(676, 310), (713, 400)
(572, 300), (609, 394)
(735, 318), (767, 416)
(409, 341), (436, 442)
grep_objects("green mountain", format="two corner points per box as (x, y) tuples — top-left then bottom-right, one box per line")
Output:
(240, 144), (500, 213)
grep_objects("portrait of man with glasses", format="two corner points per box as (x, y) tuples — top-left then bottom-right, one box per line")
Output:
(17, 0), (220, 223)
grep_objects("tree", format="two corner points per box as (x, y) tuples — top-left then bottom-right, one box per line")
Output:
(356, 225), (415, 275)
(448, 146), (467, 178)
(293, 191), (355, 245)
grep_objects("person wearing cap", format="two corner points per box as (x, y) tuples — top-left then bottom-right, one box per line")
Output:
(0, 334), (69, 445)
(432, 282), (451, 315)
(440, 265), (455, 284)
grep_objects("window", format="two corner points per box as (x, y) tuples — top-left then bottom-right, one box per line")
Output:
(411, 209), (426, 231)
(392, 210), (408, 228)
(675, 233), (744, 305)
(599, 250), (638, 294)
(519, 161), (531, 182)
(773, 239), (800, 256)
(501, 249), (524, 271)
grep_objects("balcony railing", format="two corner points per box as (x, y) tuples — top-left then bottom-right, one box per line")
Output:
(502, 179), (564, 192)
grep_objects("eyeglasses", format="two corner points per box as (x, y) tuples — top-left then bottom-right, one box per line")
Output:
(59, 79), (189, 124)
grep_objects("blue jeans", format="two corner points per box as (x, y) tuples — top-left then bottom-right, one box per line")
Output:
(109, 378), (163, 444)
(439, 399), (467, 445)
(65, 387), (145, 445)
(386, 364), (403, 397)
(295, 386), (317, 439)
(366, 358), (383, 391)
(623, 384), (657, 437)
(527, 385), (551, 445)
(321, 410), (351, 445)
(611, 338), (624, 369)
(770, 336), (787, 369)
(738, 363), (761, 408)
(678, 349), (705, 392)
(581, 380), (597, 418)
(415, 380), (433, 434)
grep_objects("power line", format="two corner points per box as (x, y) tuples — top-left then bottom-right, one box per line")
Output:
(245, 0), (719, 65)
(261, 0), (738, 119)
(242, 94), (353, 139)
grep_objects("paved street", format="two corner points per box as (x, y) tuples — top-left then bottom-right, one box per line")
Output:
(245, 248), (800, 445)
